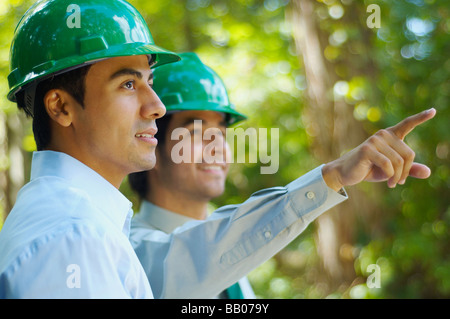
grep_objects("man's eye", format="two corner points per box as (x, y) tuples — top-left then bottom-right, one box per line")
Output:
(190, 129), (203, 136)
(123, 81), (135, 90)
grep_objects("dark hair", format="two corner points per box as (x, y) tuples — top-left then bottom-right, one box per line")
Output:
(16, 65), (92, 151)
(128, 113), (173, 201)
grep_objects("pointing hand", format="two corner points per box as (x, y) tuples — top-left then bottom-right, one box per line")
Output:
(322, 108), (436, 191)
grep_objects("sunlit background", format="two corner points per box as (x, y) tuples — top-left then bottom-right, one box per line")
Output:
(0, 0), (449, 298)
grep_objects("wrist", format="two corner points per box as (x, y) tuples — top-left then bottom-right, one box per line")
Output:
(322, 162), (344, 192)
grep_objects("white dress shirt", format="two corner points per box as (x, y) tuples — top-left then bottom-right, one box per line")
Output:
(131, 201), (257, 299)
(0, 151), (152, 298)
(130, 165), (347, 298)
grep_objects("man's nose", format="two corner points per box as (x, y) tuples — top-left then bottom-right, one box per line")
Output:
(140, 86), (166, 120)
(204, 128), (227, 159)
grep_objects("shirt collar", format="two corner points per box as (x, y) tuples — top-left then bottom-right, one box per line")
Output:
(138, 200), (195, 233)
(30, 151), (133, 236)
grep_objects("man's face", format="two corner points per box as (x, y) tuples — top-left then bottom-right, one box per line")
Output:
(155, 110), (230, 202)
(70, 55), (165, 184)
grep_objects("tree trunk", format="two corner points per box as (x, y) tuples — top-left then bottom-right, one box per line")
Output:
(288, 0), (381, 293)
(1, 112), (28, 222)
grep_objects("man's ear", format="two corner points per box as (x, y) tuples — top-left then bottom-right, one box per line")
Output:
(43, 89), (76, 127)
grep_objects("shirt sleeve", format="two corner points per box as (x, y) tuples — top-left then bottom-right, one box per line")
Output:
(130, 165), (347, 299)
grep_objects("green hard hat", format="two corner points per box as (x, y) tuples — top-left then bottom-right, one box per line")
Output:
(152, 52), (247, 126)
(7, 0), (180, 102)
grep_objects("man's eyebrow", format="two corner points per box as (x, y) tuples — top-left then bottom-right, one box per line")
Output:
(109, 68), (154, 82)
(180, 117), (199, 127)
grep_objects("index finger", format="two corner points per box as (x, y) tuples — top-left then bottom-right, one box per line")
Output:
(388, 108), (436, 140)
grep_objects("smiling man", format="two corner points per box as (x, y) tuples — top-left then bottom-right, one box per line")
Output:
(0, 0), (180, 298)
(128, 53), (435, 299)
(0, 0), (436, 300)
(129, 53), (254, 298)
(147, 110), (231, 219)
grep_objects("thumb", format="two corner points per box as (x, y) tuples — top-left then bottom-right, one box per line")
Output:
(408, 163), (431, 179)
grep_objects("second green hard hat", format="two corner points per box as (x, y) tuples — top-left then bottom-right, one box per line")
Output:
(152, 52), (247, 126)
(7, 0), (180, 102)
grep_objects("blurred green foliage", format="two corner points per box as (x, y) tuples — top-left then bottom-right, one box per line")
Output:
(0, 0), (448, 298)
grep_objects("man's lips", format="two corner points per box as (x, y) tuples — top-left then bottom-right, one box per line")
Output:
(135, 133), (155, 138)
(135, 128), (158, 145)
(198, 163), (227, 173)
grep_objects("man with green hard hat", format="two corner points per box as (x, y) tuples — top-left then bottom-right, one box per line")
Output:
(0, 0), (180, 298)
(0, 0), (436, 300)
(128, 52), (255, 299)
(127, 53), (435, 299)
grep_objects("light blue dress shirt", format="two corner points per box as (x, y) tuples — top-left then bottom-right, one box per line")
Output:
(130, 165), (347, 299)
(130, 201), (256, 299)
(0, 151), (153, 298)
(0, 151), (347, 299)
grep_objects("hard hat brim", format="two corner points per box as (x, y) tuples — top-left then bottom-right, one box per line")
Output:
(7, 43), (180, 102)
(166, 101), (247, 126)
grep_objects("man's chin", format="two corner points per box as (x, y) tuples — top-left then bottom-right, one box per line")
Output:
(204, 186), (226, 200)
(130, 157), (156, 174)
